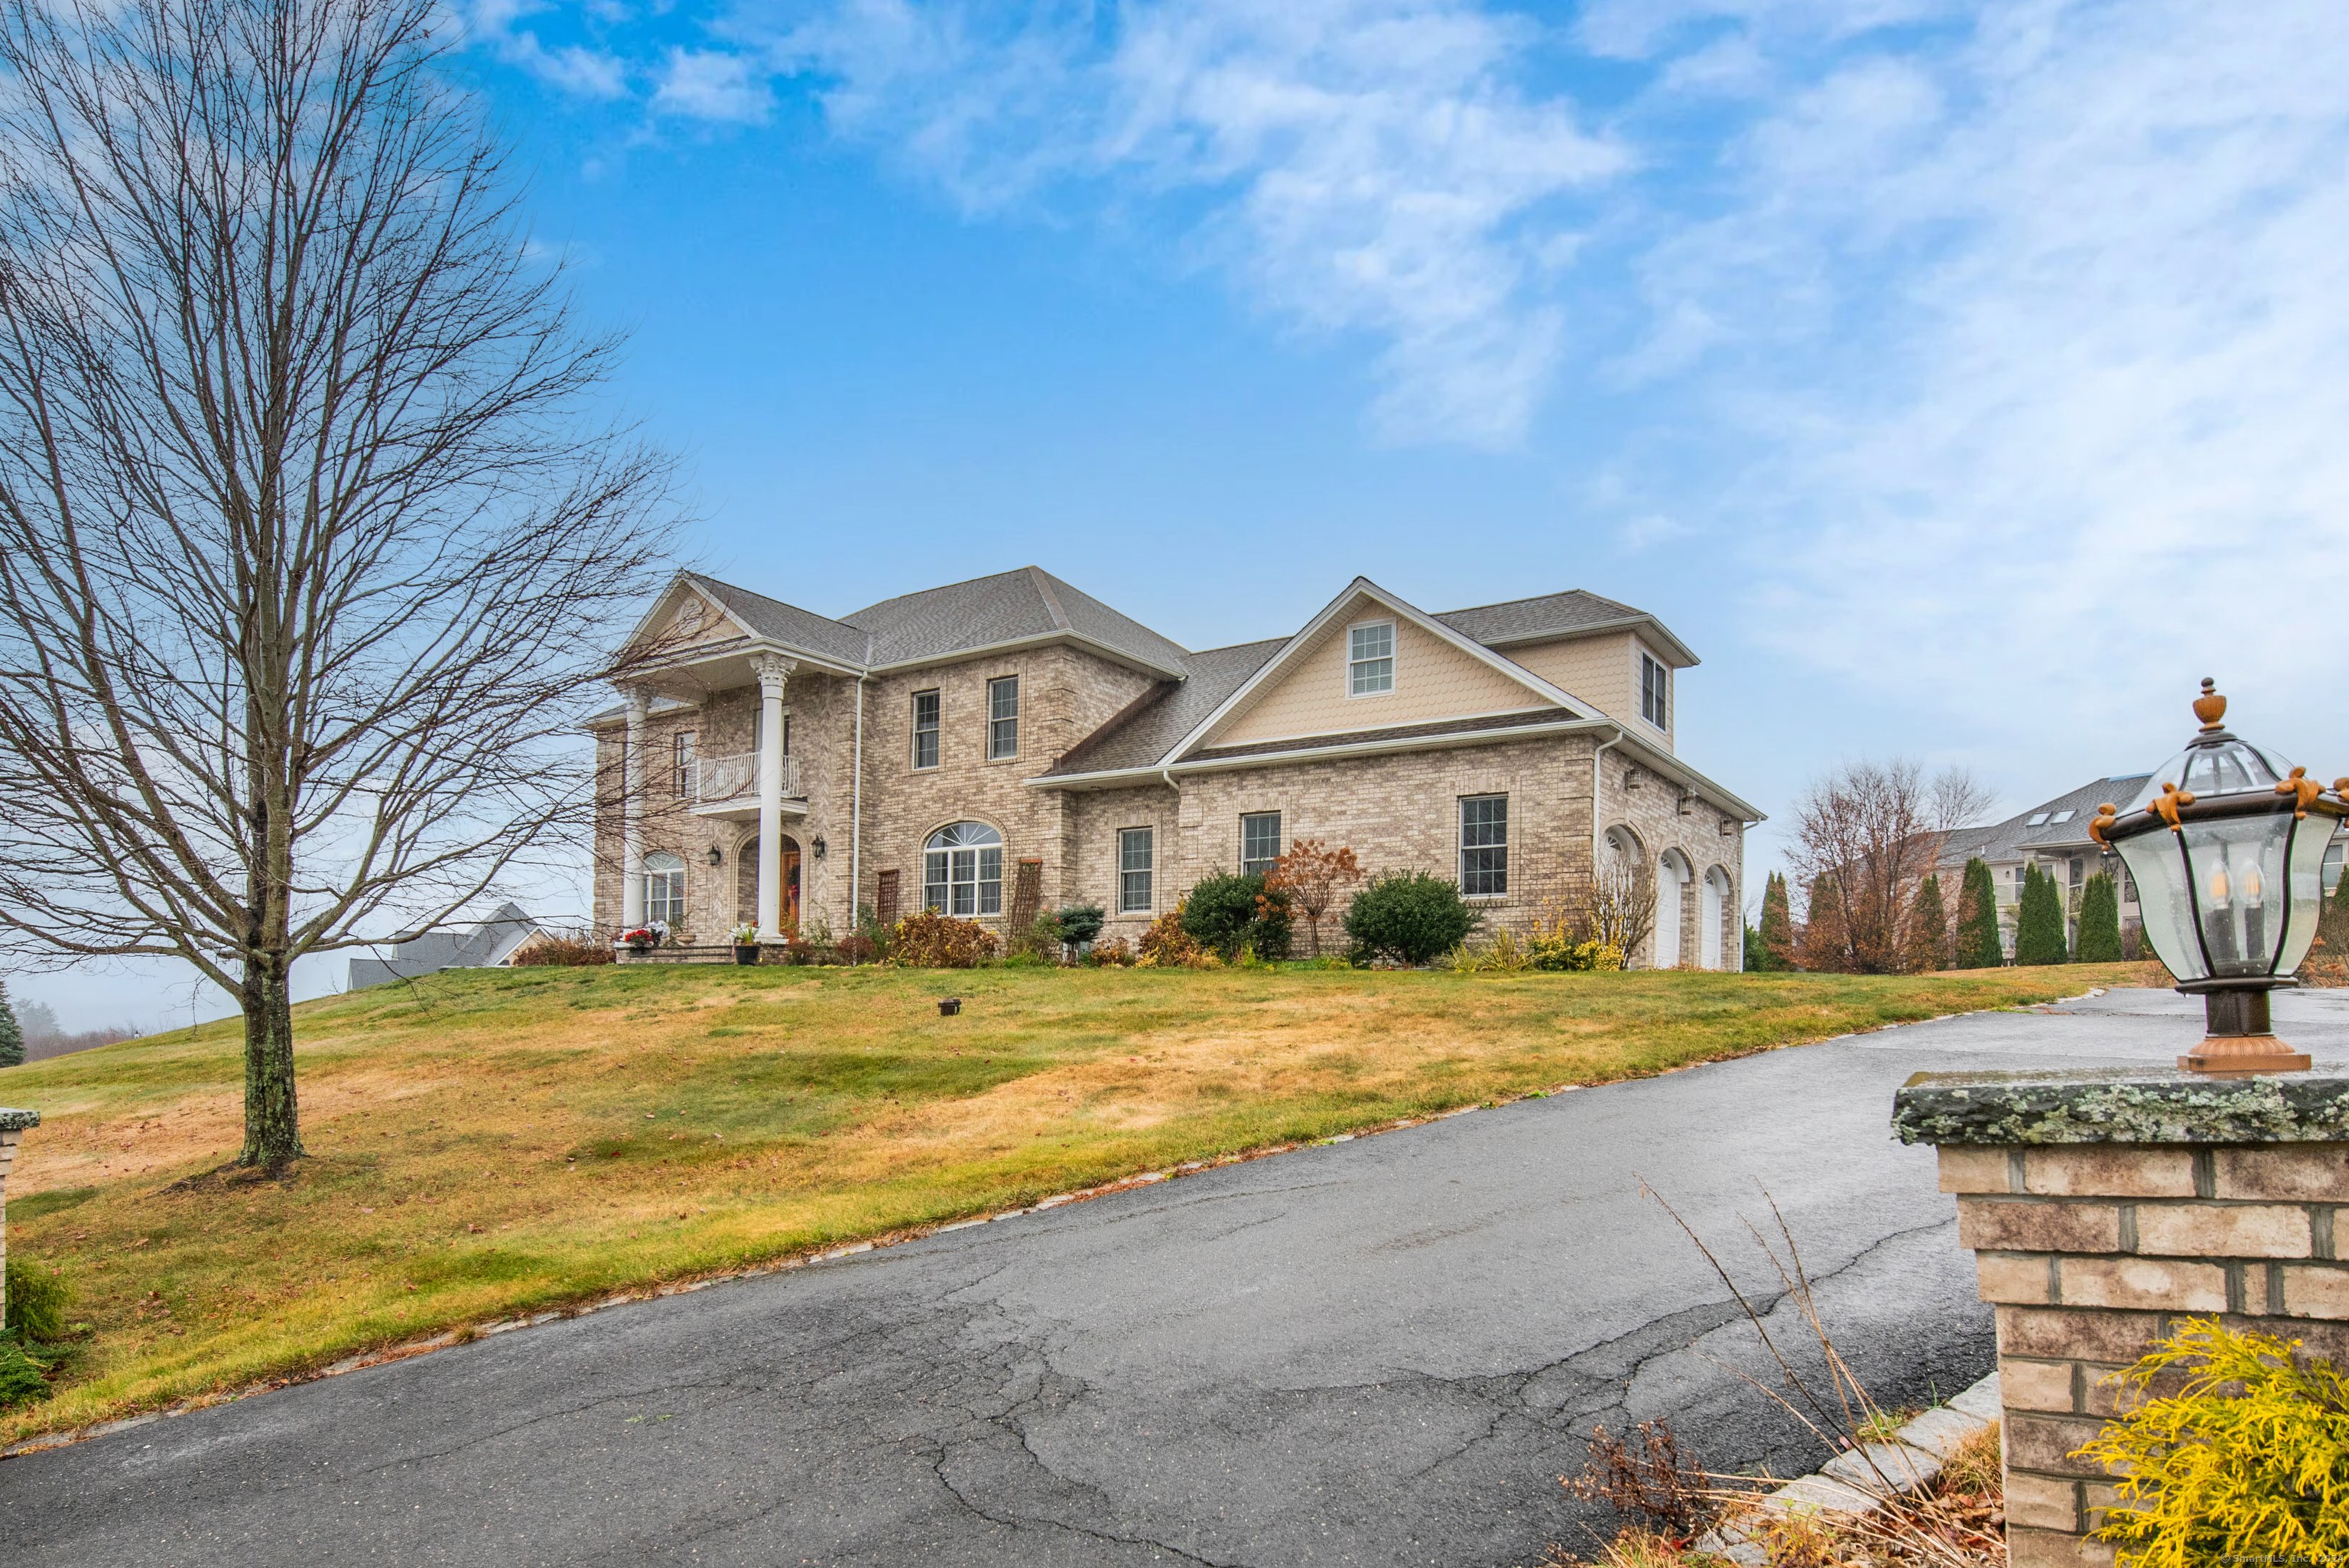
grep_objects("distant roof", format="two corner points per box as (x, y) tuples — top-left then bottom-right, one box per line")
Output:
(686, 574), (869, 664)
(1042, 639), (1285, 777)
(1942, 774), (2154, 865)
(841, 566), (1191, 674)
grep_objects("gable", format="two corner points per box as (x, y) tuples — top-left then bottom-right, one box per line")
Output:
(1209, 593), (1561, 748)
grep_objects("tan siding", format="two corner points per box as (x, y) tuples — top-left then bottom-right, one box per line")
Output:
(1503, 631), (1675, 752)
(1214, 596), (1556, 747)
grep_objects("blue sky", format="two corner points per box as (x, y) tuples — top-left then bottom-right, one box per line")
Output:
(24, 0), (2349, 1031)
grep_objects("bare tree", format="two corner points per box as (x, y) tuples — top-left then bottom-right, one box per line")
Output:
(1262, 839), (1361, 959)
(0, 0), (674, 1169)
(1572, 862), (1659, 965)
(1786, 760), (1993, 974)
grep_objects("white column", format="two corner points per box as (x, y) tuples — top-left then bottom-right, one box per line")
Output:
(753, 655), (796, 942)
(620, 687), (649, 930)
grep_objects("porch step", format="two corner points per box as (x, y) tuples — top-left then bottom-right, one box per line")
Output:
(616, 945), (748, 966)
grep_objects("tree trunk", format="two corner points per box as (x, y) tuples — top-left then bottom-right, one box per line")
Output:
(238, 960), (302, 1168)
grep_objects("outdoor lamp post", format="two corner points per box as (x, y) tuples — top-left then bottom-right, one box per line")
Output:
(2090, 679), (2344, 1076)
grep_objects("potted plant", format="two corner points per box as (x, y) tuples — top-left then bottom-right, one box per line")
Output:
(731, 922), (761, 966)
(619, 925), (657, 955)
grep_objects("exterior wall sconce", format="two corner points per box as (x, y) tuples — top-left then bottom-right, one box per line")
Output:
(2091, 679), (2343, 1075)
(707, 846), (723, 867)
(811, 836), (827, 860)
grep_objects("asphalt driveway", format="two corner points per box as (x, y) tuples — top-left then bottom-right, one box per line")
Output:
(13, 985), (2347, 1567)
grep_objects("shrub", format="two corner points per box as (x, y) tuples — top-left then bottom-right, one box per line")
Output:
(1906, 872), (1949, 972)
(2076, 872), (2123, 963)
(1136, 904), (1200, 967)
(1755, 872), (1795, 971)
(1085, 936), (1132, 967)
(5, 1256), (70, 1342)
(506, 931), (616, 966)
(1954, 856), (2002, 968)
(889, 911), (997, 969)
(0, 1336), (48, 1410)
(1343, 871), (1478, 967)
(1181, 872), (1290, 960)
(1263, 839), (1361, 959)
(833, 930), (879, 966)
(1005, 917), (1064, 963)
(2015, 862), (2070, 966)
(1529, 904), (1622, 972)
(0, 979), (21, 1067)
(2078, 1316), (2349, 1564)
(1049, 905), (1106, 951)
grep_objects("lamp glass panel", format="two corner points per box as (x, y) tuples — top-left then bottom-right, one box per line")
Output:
(2123, 739), (2292, 811)
(2278, 813), (2336, 976)
(2180, 813), (2295, 977)
(2118, 830), (2205, 982)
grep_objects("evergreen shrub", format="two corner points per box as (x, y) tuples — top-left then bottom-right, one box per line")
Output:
(5, 1257), (70, 1342)
(0, 980), (21, 1067)
(2079, 1318), (2349, 1565)
(0, 1336), (48, 1410)
(1179, 873), (1289, 960)
(1343, 872), (1479, 966)
(2015, 864), (2071, 966)
(2076, 872), (2123, 963)
(1907, 873), (1949, 972)
(1955, 857), (2003, 968)
(1756, 873), (1795, 971)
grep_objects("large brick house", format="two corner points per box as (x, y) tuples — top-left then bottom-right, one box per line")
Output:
(590, 567), (1761, 968)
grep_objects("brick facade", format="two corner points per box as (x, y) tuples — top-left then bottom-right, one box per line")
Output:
(1938, 1138), (2349, 1566)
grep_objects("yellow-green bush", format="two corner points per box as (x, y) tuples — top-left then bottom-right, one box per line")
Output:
(2076, 1317), (2349, 1566)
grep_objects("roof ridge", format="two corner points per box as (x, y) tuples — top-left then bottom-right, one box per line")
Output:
(1026, 565), (1071, 631)
(1434, 587), (1641, 619)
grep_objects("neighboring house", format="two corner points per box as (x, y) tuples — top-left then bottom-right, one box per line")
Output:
(590, 568), (1763, 969)
(346, 902), (551, 991)
(1941, 777), (2349, 959)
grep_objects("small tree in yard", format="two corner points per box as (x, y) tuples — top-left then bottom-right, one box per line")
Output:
(2015, 865), (2070, 966)
(1756, 872), (1795, 971)
(1955, 858), (2003, 969)
(0, 0), (672, 1168)
(1047, 905), (1106, 960)
(1262, 839), (1360, 959)
(1906, 873), (1950, 972)
(0, 979), (21, 1068)
(1343, 872), (1477, 966)
(2076, 873), (2123, 963)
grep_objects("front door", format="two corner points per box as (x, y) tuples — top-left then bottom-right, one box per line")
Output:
(738, 837), (805, 932)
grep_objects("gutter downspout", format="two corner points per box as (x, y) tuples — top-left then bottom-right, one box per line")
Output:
(851, 674), (866, 922)
(1590, 723), (1624, 883)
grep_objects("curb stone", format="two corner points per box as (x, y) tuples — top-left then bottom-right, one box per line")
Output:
(1692, 1370), (2000, 1566)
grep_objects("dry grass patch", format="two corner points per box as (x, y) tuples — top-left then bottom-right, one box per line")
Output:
(0, 961), (2143, 1443)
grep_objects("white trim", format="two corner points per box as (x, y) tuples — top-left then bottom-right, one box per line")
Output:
(1475, 612), (1701, 670)
(1161, 577), (1591, 765)
(1345, 617), (1397, 700)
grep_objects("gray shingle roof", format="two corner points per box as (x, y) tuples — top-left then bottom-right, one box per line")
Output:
(841, 566), (1191, 674)
(1041, 639), (1286, 777)
(1941, 774), (2153, 866)
(1434, 589), (1645, 644)
(685, 574), (869, 664)
(1183, 708), (1571, 765)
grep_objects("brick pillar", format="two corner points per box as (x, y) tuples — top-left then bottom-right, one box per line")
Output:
(0, 1109), (37, 1329)
(1896, 1070), (2349, 1568)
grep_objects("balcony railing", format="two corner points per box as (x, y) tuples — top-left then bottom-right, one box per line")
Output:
(687, 752), (800, 804)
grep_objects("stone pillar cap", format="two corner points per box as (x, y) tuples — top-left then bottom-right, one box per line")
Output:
(1894, 1066), (2349, 1148)
(0, 1108), (39, 1131)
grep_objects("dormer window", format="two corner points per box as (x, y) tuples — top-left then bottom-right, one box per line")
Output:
(2027, 812), (2051, 826)
(2051, 810), (2074, 824)
(1640, 651), (1670, 731)
(1348, 622), (1395, 696)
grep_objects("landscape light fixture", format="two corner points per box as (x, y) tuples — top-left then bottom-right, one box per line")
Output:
(2091, 680), (2342, 1075)
(707, 846), (723, 867)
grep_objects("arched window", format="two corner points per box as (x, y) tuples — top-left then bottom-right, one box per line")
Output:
(924, 823), (1003, 917)
(643, 850), (685, 927)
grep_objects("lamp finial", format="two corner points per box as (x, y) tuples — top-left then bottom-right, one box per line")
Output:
(2193, 677), (2227, 731)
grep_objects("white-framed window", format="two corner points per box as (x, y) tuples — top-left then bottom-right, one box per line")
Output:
(2026, 811), (2050, 826)
(1119, 827), (1154, 914)
(1640, 651), (1670, 731)
(1460, 795), (1508, 898)
(673, 731), (697, 797)
(1348, 621), (1395, 697)
(1240, 812), (1283, 877)
(923, 822), (1002, 917)
(987, 675), (1019, 761)
(643, 850), (685, 927)
(911, 690), (941, 770)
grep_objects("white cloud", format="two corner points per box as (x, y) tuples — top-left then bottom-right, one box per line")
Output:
(653, 46), (775, 122)
(453, 0), (631, 98)
(1616, 0), (2349, 763)
(769, 0), (1626, 447)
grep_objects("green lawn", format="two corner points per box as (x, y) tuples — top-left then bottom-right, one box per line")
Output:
(0, 959), (2145, 1443)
